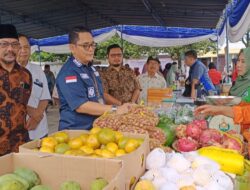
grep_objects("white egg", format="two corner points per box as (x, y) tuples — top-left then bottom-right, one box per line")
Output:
(152, 176), (167, 190)
(204, 181), (225, 190)
(146, 148), (166, 170)
(212, 171), (234, 190)
(140, 169), (162, 181)
(192, 156), (220, 171)
(183, 151), (199, 162)
(159, 182), (179, 190)
(177, 173), (195, 188)
(160, 167), (180, 183)
(166, 153), (191, 173)
(193, 166), (212, 186)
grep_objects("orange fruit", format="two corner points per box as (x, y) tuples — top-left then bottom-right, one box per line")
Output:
(97, 128), (116, 145)
(106, 142), (118, 153)
(40, 146), (54, 153)
(86, 134), (100, 149)
(115, 131), (123, 143)
(115, 149), (126, 157)
(125, 139), (139, 153)
(118, 137), (129, 149)
(53, 132), (69, 143)
(41, 137), (58, 149)
(94, 149), (103, 156)
(55, 143), (70, 154)
(101, 149), (114, 158)
(79, 134), (89, 145)
(90, 127), (102, 135)
(80, 145), (94, 155)
(68, 137), (83, 149)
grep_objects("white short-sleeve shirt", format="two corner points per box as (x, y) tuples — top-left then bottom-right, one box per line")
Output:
(26, 63), (51, 139)
(138, 72), (167, 103)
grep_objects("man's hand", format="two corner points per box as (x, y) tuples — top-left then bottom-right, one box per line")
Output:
(117, 103), (133, 115)
(27, 107), (44, 123)
(26, 117), (40, 131)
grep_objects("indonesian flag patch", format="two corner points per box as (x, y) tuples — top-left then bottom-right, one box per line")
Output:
(65, 76), (77, 83)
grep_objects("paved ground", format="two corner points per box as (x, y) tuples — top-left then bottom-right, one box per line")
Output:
(47, 106), (60, 134)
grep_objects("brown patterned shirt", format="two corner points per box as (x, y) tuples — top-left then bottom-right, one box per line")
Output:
(0, 63), (32, 156)
(100, 66), (140, 103)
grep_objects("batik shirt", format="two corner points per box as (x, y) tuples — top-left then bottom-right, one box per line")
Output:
(0, 63), (32, 156)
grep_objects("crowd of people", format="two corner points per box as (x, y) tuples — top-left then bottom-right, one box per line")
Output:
(1, 23), (250, 156)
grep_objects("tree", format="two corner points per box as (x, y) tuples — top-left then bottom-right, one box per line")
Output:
(95, 34), (217, 61)
(30, 51), (69, 63)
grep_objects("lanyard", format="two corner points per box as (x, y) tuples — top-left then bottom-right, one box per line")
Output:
(73, 58), (101, 99)
(88, 68), (101, 98)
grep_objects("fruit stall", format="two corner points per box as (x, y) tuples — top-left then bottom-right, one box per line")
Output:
(0, 102), (250, 190)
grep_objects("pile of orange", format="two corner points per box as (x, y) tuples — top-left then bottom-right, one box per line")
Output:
(38, 127), (144, 158)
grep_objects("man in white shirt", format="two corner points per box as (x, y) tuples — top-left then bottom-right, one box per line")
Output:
(17, 34), (51, 139)
(138, 56), (167, 103)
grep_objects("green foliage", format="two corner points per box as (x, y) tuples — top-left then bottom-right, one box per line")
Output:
(30, 51), (69, 63)
(95, 34), (217, 60)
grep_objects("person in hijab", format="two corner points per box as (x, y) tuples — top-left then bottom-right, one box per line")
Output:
(229, 48), (250, 102)
(166, 62), (178, 86)
(195, 47), (250, 132)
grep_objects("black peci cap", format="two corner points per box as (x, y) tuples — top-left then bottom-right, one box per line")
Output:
(0, 24), (18, 39)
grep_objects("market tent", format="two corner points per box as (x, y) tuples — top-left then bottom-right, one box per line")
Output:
(218, 0), (250, 45)
(0, 0), (227, 39)
(31, 25), (216, 54)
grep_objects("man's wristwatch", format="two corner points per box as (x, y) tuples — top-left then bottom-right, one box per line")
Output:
(111, 105), (118, 113)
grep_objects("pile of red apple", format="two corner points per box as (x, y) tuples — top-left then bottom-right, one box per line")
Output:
(173, 120), (243, 153)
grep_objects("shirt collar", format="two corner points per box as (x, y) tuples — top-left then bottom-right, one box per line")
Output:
(72, 56), (91, 68)
(146, 72), (158, 78)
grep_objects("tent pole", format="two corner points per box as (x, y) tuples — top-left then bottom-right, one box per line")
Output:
(120, 25), (124, 51)
(225, 5), (230, 83)
(38, 46), (41, 67)
(216, 33), (219, 69)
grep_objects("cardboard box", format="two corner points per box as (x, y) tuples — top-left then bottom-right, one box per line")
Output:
(19, 131), (150, 190)
(0, 153), (124, 190)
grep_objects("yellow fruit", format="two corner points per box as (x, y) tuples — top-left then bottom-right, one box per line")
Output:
(115, 149), (126, 157)
(75, 150), (86, 156)
(80, 145), (94, 155)
(55, 143), (70, 154)
(68, 137), (83, 149)
(90, 127), (102, 135)
(32, 148), (39, 152)
(64, 150), (73, 155)
(125, 139), (139, 153)
(39, 146), (54, 153)
(115, 131), (123, 143)
(79, 134), (89, 145)
(106, 142), (118, 153)
(118, 137), (129, 149)
(101, 149), (115, 158)
(94, 149), (103, 156)
(137, 138), (144, 146)
(97, 128), (116, 145)
(41, 137), (58, 149)
(86, 134), (100, 149)
(53, 132), (69, 143)
(91, 154), (99, 158)
(134, 180), (156, 190)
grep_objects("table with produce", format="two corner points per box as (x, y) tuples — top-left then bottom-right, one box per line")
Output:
(0, 99), (249, 190)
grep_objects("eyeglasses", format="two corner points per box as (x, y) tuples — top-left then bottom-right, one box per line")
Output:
(109, 53), (123, 58)
(76, 42), (97, 51)
(0, 42), (20, 49)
